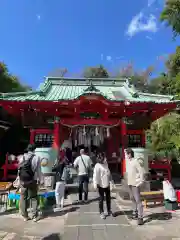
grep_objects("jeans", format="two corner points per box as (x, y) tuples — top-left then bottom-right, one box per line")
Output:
(128, 185), (143, 218)
(55, 181), (65, 207)
(20, 181), (38, 219)
(78, 174), (89, 201)
(98, 186), (111, 214)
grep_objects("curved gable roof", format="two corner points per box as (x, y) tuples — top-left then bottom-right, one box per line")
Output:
(0, 77), (175, 103)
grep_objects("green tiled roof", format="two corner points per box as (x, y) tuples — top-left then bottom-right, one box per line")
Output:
(0, 77), (175, 103)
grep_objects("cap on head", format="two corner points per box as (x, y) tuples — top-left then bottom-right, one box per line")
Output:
(26, 144), (36, 152)
(80, 149), (85, 155)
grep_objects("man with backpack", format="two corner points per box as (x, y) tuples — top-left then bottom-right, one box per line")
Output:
(19, 144), (42, 222)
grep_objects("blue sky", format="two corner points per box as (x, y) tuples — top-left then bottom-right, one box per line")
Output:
(0, 0), (179, 89)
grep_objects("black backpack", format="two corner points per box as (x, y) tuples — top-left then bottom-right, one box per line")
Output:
(19, 154), (35, 186)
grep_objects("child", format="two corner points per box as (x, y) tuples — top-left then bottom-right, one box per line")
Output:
(93, 152), (114, 219)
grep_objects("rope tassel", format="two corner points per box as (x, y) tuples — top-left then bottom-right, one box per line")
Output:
(83, 126), (86, 135)
(106, 128), (110, 138)
(95, 127), (99, 136)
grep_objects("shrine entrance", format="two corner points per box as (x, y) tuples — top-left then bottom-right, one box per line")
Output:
(0, 77), (177, 181)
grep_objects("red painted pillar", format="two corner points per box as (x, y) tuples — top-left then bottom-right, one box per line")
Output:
(52, 117), (60, 152)
(121, 119), (127, 176)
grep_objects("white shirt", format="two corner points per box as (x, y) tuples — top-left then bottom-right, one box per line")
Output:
(93, 163), (111, 188)
(126, 157), (145, 187)
(74, 154), (92, 176)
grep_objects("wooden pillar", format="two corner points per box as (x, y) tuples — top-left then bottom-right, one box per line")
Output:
(52, 117), (60, 151)
(121, 119), (127, 176)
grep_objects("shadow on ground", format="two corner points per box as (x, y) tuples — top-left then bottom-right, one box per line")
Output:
(144, 212), (172, 224)
(42, 233), (61, 240)
(112, 210), (127, 217)
(42, 206), (79, 219)
(69, 196), (116, 206)
(0, 208), (18, 216)
(120, 209), (172, 224)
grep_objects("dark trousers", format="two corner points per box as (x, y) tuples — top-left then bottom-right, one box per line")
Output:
(78, 175), (89, 201)
(98, 186), (111, 214)
(20, 181), (38, 218)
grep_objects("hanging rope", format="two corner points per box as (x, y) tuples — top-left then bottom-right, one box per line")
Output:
(59, 120), (121, 129)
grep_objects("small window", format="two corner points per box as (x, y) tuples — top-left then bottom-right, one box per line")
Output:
(127, 134), (142, 148)
(34, 133), (54, 148)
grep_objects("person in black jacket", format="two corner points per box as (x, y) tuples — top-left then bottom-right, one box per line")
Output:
(52, 157), (68, 209)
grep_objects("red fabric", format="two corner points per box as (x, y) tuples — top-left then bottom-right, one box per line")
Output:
(176, 190), (180, 203)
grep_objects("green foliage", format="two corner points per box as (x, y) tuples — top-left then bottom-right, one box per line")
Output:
(83, 65), (109, 78)
(160, 0), (180, 37)
(147, 46), (180, 154)
(166, 46), (180, 77)
(0, 62), (29, 92)
(149, 113), (180, 150)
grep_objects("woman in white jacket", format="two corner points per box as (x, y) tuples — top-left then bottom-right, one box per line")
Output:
(93, 152), (113, 219)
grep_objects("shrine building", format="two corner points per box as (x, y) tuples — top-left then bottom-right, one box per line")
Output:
(0, 77), (177, 179)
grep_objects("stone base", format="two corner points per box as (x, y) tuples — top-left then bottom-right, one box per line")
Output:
(164, 200), (178, 211)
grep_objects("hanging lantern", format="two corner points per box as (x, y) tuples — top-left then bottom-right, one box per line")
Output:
(83, 126), (86, 135)
(106, 128), (110, 138)
(95, 127), (99, 136)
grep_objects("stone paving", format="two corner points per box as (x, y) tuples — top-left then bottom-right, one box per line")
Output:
(62, 192), (142, 240)
(0, 192), (142, 240)
(116, 195), (180, 240)
(1, 191), (180, 239)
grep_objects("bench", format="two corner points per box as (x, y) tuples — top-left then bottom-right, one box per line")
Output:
(141, 191), (164, 208)
(8, 190), (55, 210)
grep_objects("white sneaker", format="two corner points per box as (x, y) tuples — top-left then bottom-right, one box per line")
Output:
(100, 213), (105, 220)
(23, 217), (30, 222)
(32, 216), (40, 222)
(54, 205), (63, 212)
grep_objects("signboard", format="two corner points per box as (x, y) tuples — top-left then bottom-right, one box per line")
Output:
(127, 134), (142, 148)
(44, 176), (53, 188)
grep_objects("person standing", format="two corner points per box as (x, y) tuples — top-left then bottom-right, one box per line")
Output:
(19, 144), (42, 222)
(93, 152), (114, 219)
(74, 149), (92, 203)
(125, 148), (145, 225)
(52, 157), (70, 209)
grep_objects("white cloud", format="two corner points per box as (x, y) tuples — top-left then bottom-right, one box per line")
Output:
(36, 15), (41, 20)
(116, 56), (124, 60)
(146, 35), (153, 40)
(148, 0), (156, 7)
(100, 54), (104, 60)
(106, 56), (112, 61)
(126, 12), (158, 37)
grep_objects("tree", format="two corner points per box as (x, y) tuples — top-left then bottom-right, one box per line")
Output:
(83, 65), (109, 78)
(148, 73), (172, 95)
(166, 46), (180, 77)
(160, 0), (180, 37)
(48, 68), (68, 77)
(117, 64), (155, 93)
(149, 113), (180, 156)
(0, 62), (29, 92)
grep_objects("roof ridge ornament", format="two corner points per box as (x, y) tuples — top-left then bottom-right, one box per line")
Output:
(84, 82), (100, 92)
